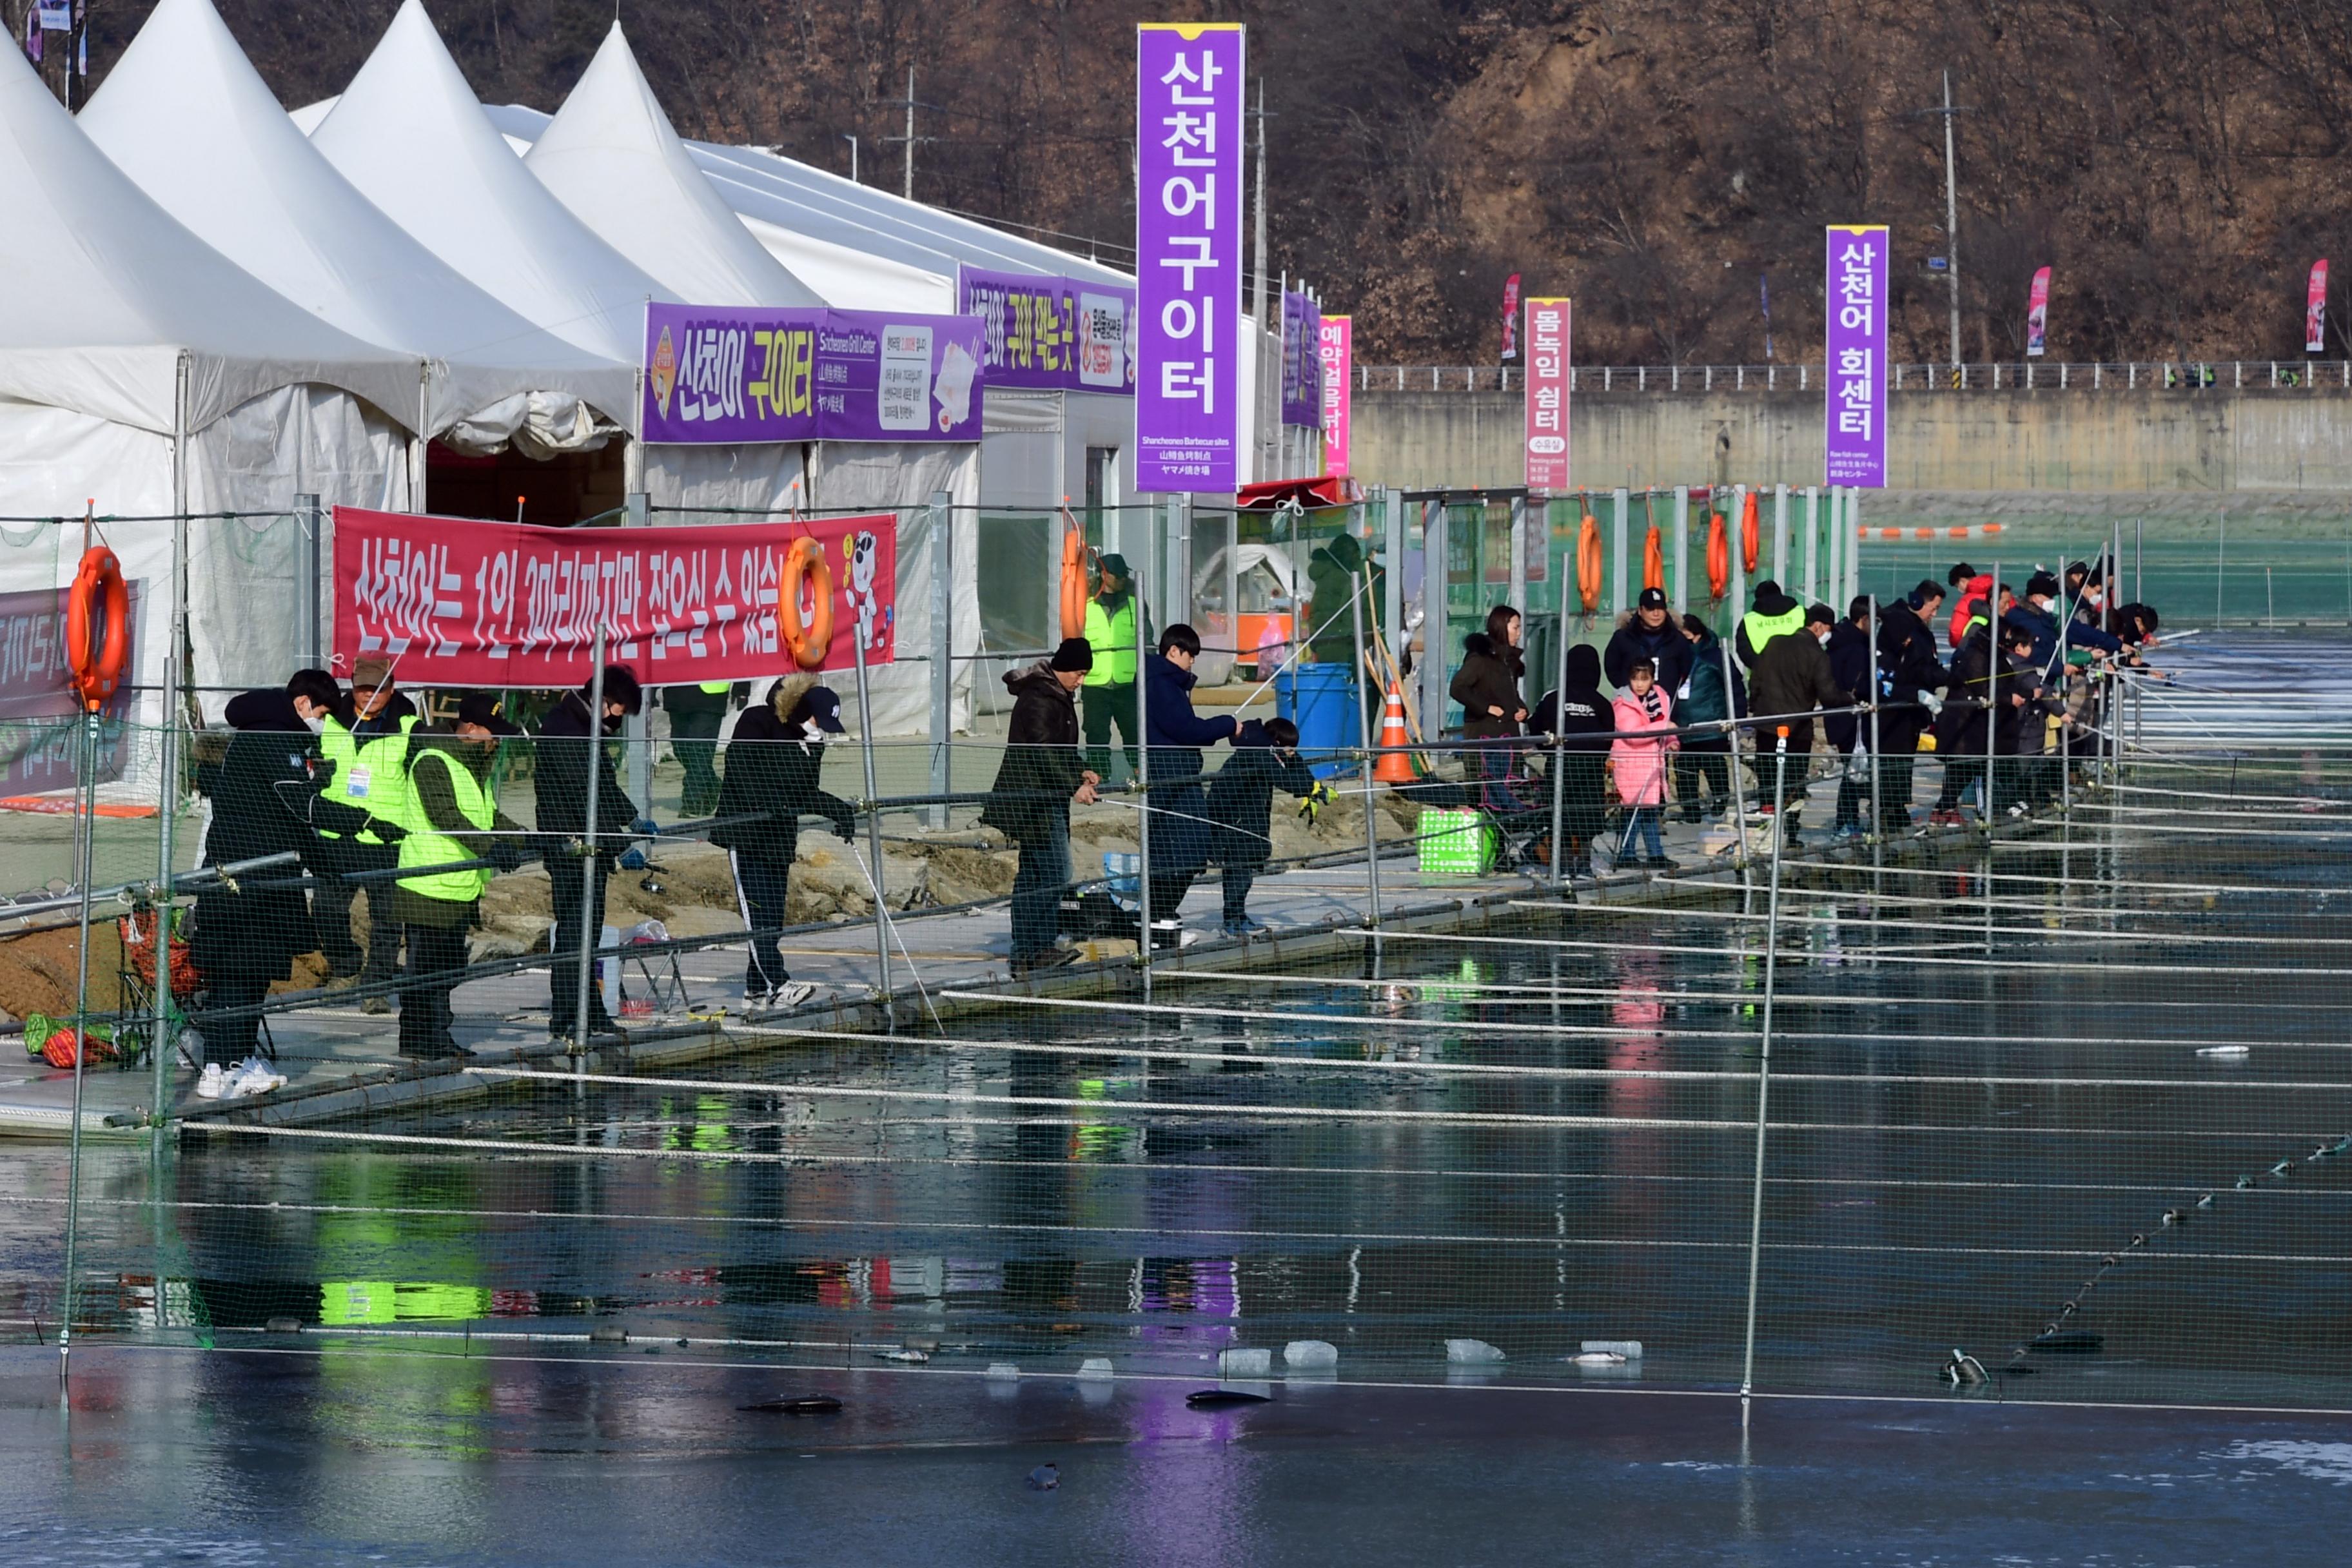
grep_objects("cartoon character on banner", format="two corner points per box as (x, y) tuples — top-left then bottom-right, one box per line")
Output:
(846, 531), (892, 652)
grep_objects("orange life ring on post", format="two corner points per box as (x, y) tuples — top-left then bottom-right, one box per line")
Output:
(1642, 525), (1665, 594)
(1057, 529), (1091, 641)
(1575, 514), (1602, 614)
(779, 536), (836, 670)
(1740, 490), (1761, 574)
(1705, 513), (1730, 601)
(65, 546), (129, 712)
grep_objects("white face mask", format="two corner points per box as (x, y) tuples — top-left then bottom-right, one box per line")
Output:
(1816, 631), (1832, 647)
(300, 707), (325, 733)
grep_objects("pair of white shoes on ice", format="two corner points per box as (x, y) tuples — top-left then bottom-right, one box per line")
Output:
(195, 1054), (286, 1100)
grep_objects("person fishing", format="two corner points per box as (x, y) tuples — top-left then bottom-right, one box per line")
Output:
(982, 638), (1100, 976)
(711, 675), (858, 1011)
(534, 665), (653, 1043)
(388, 694), (531, 1062)
(1206, 715), (1324, 936)
(309, 654), (418, 1012)
(1082, 553), (1147, 781)
(1875, 580), (1950, 833)
(1141, 623), (1238, 939)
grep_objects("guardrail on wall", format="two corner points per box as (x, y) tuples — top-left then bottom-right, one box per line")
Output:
(1358, 362), (2352, 395)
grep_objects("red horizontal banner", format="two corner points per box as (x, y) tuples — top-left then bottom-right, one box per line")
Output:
(333, 507), (897, 688)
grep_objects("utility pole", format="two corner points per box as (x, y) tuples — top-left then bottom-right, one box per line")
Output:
(1937, 69), (1961, 368)
(879, 66), (937, 200)
(841, 133), (859, 184)
(901, 65), (915, 199)
(1250, 77), (1269, 337)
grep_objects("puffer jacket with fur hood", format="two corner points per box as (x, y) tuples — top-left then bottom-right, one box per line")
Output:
(710, 675), (856, 865)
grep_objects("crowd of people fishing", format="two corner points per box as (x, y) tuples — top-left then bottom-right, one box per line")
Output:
(1455, 558), (2162, 877)
(166, 544), (2158, 1086)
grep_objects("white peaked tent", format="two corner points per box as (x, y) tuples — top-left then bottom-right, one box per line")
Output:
(77, 0), (634, 469)
(310, 0), (673, 373)
(0, 34), (417, 736)
(524, 23), (821, 313)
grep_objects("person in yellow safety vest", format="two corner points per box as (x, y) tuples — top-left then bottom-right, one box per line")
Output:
(311, 654), (420, 1012)
(1735, 580), (1807, 671)
(661, 680), (743, 819)
(386, 694), (531, 1062)
(1082, 553), (1150, 779)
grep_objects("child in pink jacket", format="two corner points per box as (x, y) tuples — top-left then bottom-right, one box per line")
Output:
(1609, 659), (1680, 868)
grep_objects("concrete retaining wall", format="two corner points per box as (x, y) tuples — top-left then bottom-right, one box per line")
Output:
(1349, 386), (2352, 494)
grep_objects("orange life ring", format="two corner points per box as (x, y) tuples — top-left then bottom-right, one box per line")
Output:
(1574, 513), (1602, 614)
(1739, 490), (1761, 574)
(779, 536), (836, 670)
(65, 545), (129, 712)
(1705, 513), (1730, 601)
(1057, 529), (1091, 641)
(1642, 525), (1665, 594)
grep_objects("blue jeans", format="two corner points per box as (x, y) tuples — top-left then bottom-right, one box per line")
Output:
(1618, 806), (1665, 862)
(1222, 867), (1256, 923)
(1010, 820), (1071, 959)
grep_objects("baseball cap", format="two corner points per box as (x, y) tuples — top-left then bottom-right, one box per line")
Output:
(801, 687), (848, 733)
(453, 692), (522, 736)
(1638, 587), (1669, 611)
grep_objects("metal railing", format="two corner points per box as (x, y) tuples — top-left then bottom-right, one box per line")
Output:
(1357, 361), (2352, 395)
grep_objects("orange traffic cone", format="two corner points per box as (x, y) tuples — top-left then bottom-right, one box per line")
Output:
(1373, 682), (1415, 784)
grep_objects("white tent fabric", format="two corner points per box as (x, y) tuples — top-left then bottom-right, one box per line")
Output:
(524, 23), (823, 309)
(311, 0), (675, 373)
(0, 34), (415, 745)
(737, 215), (953, 313)
(77, 0), (633, 456)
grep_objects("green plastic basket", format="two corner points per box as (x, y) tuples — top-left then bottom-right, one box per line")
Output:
(1416, 807), (1497, 876)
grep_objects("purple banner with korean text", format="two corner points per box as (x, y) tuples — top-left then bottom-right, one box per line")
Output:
(642, 304), (984, 444)
(1280, 289), (1321, 427)
(1135, 21), (1245, 492)
(1824, 225), (1887, 488)
(956, 266), (1136, 395)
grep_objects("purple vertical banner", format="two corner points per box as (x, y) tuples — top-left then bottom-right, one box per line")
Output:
(1280, 289), (1321, 426)
(1135, 22), (1245, 493)
(1825, 224), (1888, 488)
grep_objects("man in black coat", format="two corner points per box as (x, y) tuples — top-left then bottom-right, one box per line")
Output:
(534, 665), (647, 1041)
(1602, 587), (1690, 694)
(1206, 716), (1321, 936)
(712, 674), (858, 1008)
(1824, 596), (1876, 834)
(981, 638), (1099, 974)
(1141, 624), (1239, 930)
(1749, 603), (1845, 814)
(1875, 581), (1947, 831)
(1528, 643), (1614, 874)
(189, 682), (338, 1074)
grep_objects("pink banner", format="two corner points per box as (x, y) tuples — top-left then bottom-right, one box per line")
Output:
(1499, 273), (1522, 362)
(1318, 315), (1353, 476)
(2309, 260), (2329, 354)
(334, 508), (896, 688)
(2025, 266), (2051, 358)
(1522, 297), (1570, 491)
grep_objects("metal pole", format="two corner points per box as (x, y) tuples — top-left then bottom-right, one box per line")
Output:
(2216, 508), (2226, 624)
(571, 624), (607, 1049)
(1984, 559), (1999, 954)
(1507, 494), (1528, 618)
(1723, 636), (1752, 892)
(1383, 487), (1405, 673)
(1133, 553), (1153, 999)
(1550, 582), (1572, 886)
(1942, 68), (1962, 368)
(1847, 487), (1863, 605)
(1420, 500), (1447, 749)
(59, 707), (100, 1389)
(299, 491), (322, 667)
(1251, 76), (1269, 366)
(1772, 484), (1788, 585)
(928, 489), (953, 832)
(148, 641), (179, 1150)
(1351, 569), (1381, 924)
(1611, 487), (1629, 614)
(851, 628), (894, 1025)
(1738, 725), (1793, 1409)
(1801, 487), (1819, 604)
(901, 64), (916, 199)
(1671, 485), (1689, 614)
(1867, 595), (1882, 844)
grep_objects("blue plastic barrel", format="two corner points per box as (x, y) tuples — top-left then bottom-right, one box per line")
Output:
(1275, 663), (1360, 779)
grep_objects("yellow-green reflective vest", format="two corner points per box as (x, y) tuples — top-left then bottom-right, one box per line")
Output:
(698, 681), (730, 694)
(1083, 596), (1139, 686)
(397, 747), (494, 905)
(1741, 604), (1805, 658)
(317, 712), (418, 843)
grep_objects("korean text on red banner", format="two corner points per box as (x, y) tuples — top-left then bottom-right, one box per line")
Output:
(1522, 298), (1570, 491)
(334, 508), (897, 687)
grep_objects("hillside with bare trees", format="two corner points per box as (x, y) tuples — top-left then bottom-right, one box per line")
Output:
(29, 0), (2352, 364)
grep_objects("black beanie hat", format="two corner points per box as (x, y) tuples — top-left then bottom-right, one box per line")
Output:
(1050, 637), (1095, 672)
